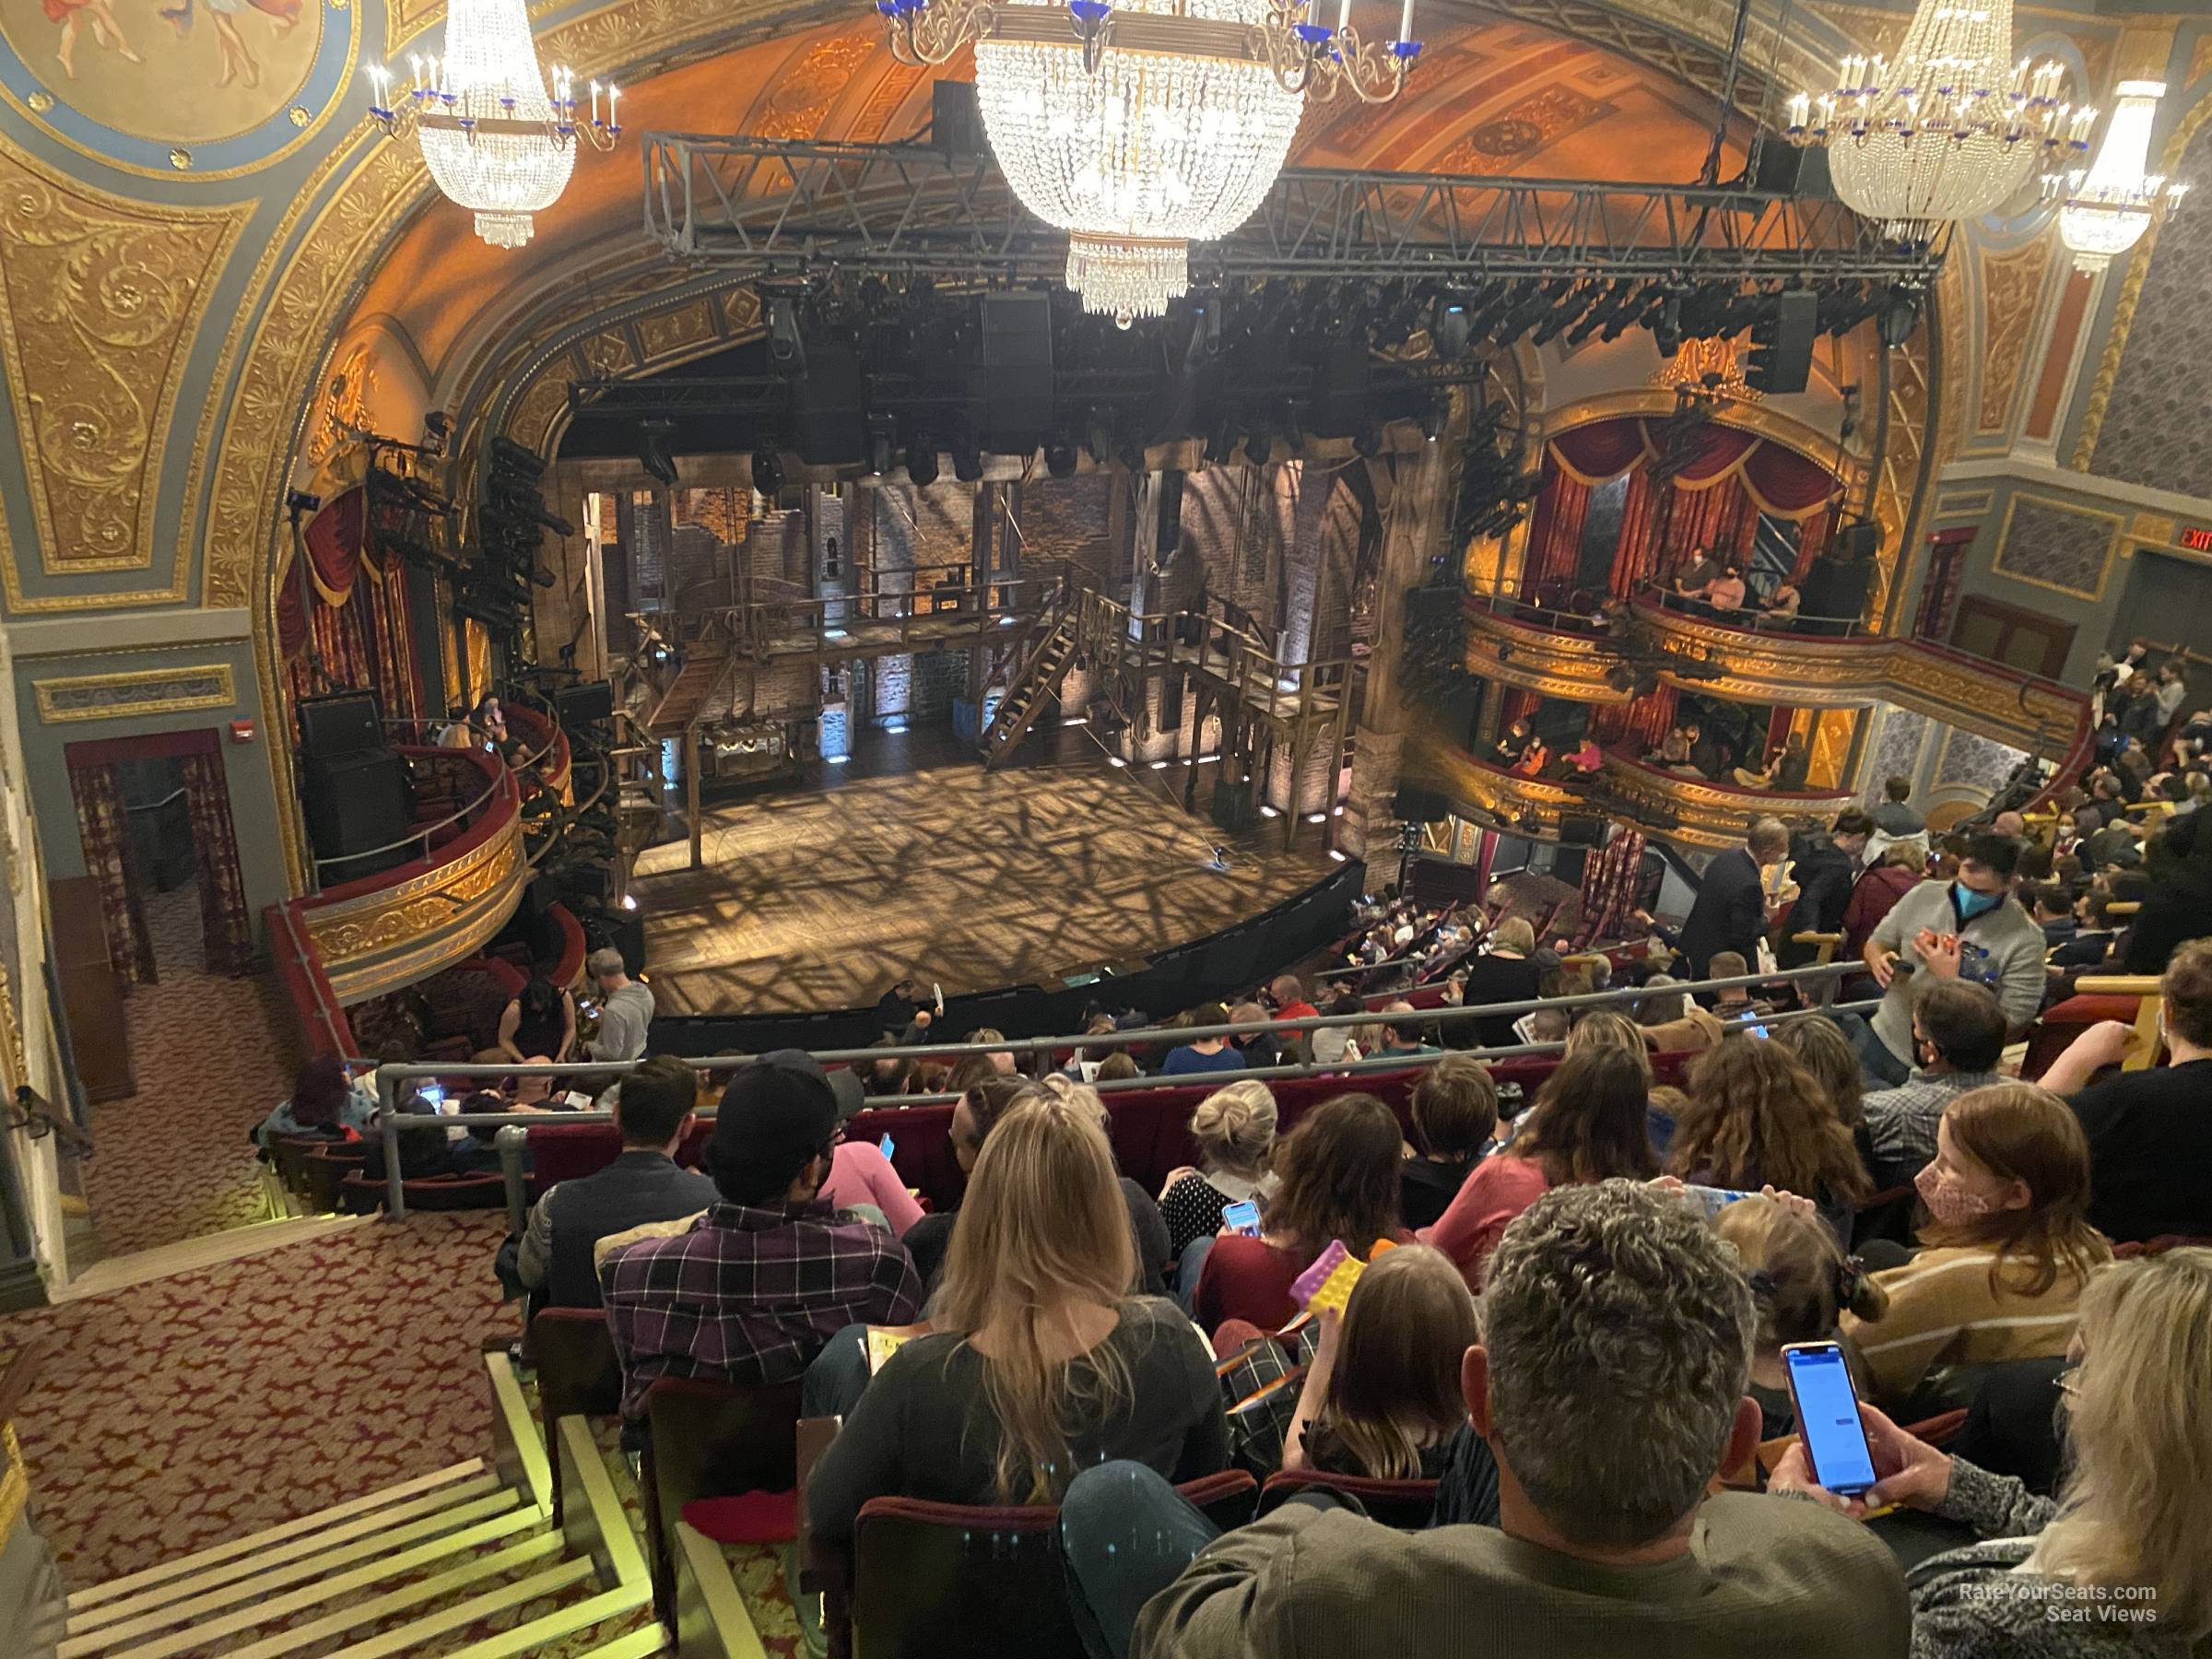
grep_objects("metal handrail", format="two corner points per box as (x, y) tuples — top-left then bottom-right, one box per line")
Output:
(371, 960), (1873, 1217)
(309, 714), (567, 881)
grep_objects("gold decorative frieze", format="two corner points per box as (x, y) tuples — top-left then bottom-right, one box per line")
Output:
(301, 812), (527, 1003)
(1462, 606), (1630, 703)
(1879, 646), (2082, 753)
(1633, 604), (1889, 710)
(0, 147), (249, 599)
(1975, 241), (2053, 436)
(1600, 754), (1858, 852)
(32, 663), (237, 724)
(1934, 488), (1994, 520)
(1414, 735), (1575, 835)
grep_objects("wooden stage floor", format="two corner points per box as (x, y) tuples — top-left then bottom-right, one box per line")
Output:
(629, 737), (1337, 1016)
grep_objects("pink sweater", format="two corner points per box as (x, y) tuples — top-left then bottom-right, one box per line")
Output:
(1418, 1155), (1551, 1290)
(819, 1141), (924, 1236)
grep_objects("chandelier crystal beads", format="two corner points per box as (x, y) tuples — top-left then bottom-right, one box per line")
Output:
(1783, 0), (2090, 245)
(365, 0), (620, 250)
(885, 0), (1418, 323)
(2047, 80), (2187, 271)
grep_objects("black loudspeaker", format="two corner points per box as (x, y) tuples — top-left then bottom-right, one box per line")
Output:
(1394, 782), (1449, 822)
(556, 678), (616, 725)
(1752, 141), (1832, 199)
(1747, 290), (1818, 395)
(1210, 778), (1257, 833)
(1403, 584), (1460, 633)
(1840, 521), (1881, 559)
(298, 691), (382, 759)
(1559, 812), (1607, 848)
(931, 78), (982, 156)
(301, 748), (411, 876)
(974, 292), (1054, 453)
(1315, 340), (1371, 437)
(790, 344), (865, 466)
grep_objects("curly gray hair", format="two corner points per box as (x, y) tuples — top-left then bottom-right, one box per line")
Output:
(1478, 1180), (1755, 1548)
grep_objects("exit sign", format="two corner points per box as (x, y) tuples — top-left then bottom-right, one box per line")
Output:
(2183, 526), (2212, 552)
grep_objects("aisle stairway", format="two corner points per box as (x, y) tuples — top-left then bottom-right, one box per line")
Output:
(47, 1356), (735, 1659)
(978, 604), (1076, 769)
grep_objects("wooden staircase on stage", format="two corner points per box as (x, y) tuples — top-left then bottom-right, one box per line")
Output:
(50, 1353), (763, 1659)
(641, 653), (731, 740)
(977, 599), (1077, 770)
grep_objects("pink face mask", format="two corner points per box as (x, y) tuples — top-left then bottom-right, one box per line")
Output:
(1916, 1161), (1994, 1227)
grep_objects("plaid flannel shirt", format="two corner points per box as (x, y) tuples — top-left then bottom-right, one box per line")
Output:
(1862, 1069), (2008, 1187)
(599, 1200), (923, 1417)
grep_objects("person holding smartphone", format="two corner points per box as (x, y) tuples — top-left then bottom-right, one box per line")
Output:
(1772, 1249), (2212, 1659)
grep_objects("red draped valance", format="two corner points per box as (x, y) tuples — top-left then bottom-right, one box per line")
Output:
(1545, 417), (1840, 522)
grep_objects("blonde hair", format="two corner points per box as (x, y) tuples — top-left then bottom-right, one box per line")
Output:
(1565, 1010), (1650, 1068)
(1310, 1246), (1479, 1478)
(1188, 1080), (1277, 1180)
(2030, 1249), (2212, 1641)
(1490, 916), (1535, 956)
(935, 1093), (1140, 1503)
(1717, 1195), (1888, 1357)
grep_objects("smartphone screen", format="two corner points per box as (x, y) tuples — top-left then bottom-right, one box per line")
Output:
(1221, 1199), (1263, 1238)
(1782, 1342), (1878, 1495)
(418, 1083), (445, 1110)
(878, 1133), (896, 1161)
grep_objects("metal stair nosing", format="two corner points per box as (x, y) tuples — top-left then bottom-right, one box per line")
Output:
(306, 1559), (599, 1659)
(64, 1461), (491, 1614)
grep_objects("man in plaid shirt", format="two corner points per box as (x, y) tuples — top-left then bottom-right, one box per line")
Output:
(600, 1050), (923, 1417)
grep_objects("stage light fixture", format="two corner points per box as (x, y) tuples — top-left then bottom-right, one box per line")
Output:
(866, 415), (897, 477)
(1418, 398), (1448, 442)
(1652, 294), (1684, 359)
(1879, 285), (1924, 347)
(950, 438), (983, 483)
(905, 440), (939, 487)
(751, 448), (784, 497)
(636, 419), (678, 487)
(1243, 423), (1273, 466)
(1431, 296), (1471, 360)
(1084, 409), (1114, 465)
(1044, 437), (1079, 478)
(1353, 421), (1382, 459)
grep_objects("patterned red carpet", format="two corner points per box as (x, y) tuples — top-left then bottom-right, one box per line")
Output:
(4, 1213), (512, 1586)
(79, 885), (301, 1259)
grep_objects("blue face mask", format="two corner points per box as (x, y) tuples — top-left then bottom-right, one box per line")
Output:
(1952, 881), (2003, 922)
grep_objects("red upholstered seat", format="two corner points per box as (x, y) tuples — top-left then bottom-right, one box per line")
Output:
(2024, 994), (2144, 1079)
(1262, 1469), (1439, 1529)
(682, 1488), (800, 1545)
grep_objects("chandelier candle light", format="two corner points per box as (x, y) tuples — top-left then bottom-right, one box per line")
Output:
(882, 0), (1418, 324)
(1783, 0), (2092, 245)
(2045, 80), (2188, 271)
(364, 0), (620, 251)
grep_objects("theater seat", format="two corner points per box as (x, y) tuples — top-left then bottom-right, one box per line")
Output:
(1262, 1469), (1438, 1528)
(843, 1470), (1255, 1659)
(530, 1307), (626, 1524)
(335, 1170), (506, 1213)
(642, 1376), (804, 1627)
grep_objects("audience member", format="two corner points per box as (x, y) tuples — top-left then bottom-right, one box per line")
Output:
(1064, 1182), (1908, 1659)
(1678, 817), (1795, 979)
(512, 1054), (717, 1311)
(1268, 973), (1320, 1023)
(1860, 832), (2041, 1087)
(1860, 979), (2010, 1189)
(1454, 916), (1542, 1049)
(1158, 1081), (1279, 1260)
(1634, 974), (1724, 1053)
(1775, 1248), (2212, 1659)
(359, 1089), (455, 1182)
(1192, 1094), (1407, 1335)
(815, 1068), (924, 1236)
(1872, 773), (1926, 839)
(2035, 936), (2212, 1244)
(1280, 1245), (1479, 1480)
(1841, 1083), (2110, 1411)
(1771, 1013), (1867, 1129)
(597, 1051), (922, 1417)
(1162, 1005), (1246, 1077)
(446, 1089), (520, 1177)
(1666, 1038), (1869, 1237)
(1492, 718), (1535, 768)
(1397, 1057), (1497, 1230)
(254, 1054), (375, 1149)
(806, 1092), (1226, 1548)
(1371, 1002), (1433, 1060)
(486, 965), (576, 1066)
(1841, 840), (1927, 960)
(1310, 989), (1368, 1065)
(1422, 1048), (1659, 1289)
(2028, 882), (2077, 947)
(583, 947), (654, 1065)
(2047, 889), (2121, 971)
(1096, 1052), (1143, 1083)
(1777, 810), (1873, 967)
(1714, 1194), (1888, 1438)
(1703, 950), (1762, 1022)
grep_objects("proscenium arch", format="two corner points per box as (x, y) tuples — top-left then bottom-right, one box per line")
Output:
(237, 0), (1924, 889)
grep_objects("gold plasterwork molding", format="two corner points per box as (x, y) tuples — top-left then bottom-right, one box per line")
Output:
(1635, 606), (1890, 709)
(1411, 733), (1574, 836)
(0, 147), (248, 602)
(1880, 642), (2083, 752)
(0, 1423), (28, 1545)
(1602, 754), (1857, 851)
(2069, 88), (2212, 468)
(1462, 606), (1631, 703)
(1974, 240), (2053, 435)
(301, 817), (526, 1002)
(32, 662), (236, 724)
(1934, 488), (1994, 518)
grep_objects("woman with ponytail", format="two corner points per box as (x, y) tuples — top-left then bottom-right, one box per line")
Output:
(806, 1092), (1226, 1543)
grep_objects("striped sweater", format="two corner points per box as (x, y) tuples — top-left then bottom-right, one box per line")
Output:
(1841, 1244), (2096, 1408)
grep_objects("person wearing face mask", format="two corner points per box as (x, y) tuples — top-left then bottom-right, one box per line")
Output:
(1859, 980), (2012, 1190)
(1857, 831), (2043, 1088)
(1841, 1083), (2110, 1415)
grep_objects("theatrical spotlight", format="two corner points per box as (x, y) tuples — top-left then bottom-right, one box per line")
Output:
(1879, 286), (1924, 348)
(1044, 436), (1079, 478)
(950, 436), (983, 483)
(1652, 293), (1684, 360)
(751, 448), (785, 497)
(1243, 420), (1274, 465)
(637, 419), (678, 487)
(1084, 408), (1114, 466)
(905, 439), (939, 488)
(866, 415), (896, 478)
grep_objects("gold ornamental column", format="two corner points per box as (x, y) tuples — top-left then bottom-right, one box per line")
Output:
(1343, 426), (1454, 860)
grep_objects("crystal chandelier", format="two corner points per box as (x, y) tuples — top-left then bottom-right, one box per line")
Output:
(1783, 0), (2092, 245)
(882, 0), (1419, 324)
(365, 0), (620, 251)
(2045, 80), (2188, 271)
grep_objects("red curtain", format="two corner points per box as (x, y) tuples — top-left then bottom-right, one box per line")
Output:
(278, 485), (426, 724)
(180, 750), (254, 976)
(66, 757), (157, 986)
(1609, 469), (1663, 596)
(1549, 421), (1651, 483)
(1593, 683), (1679, 750)
(1574, 826), (1646, 948)
(1792, 502), (1839, 579)
(1497, 688), (1541, 730)
(1521, 453), (1591, 595)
